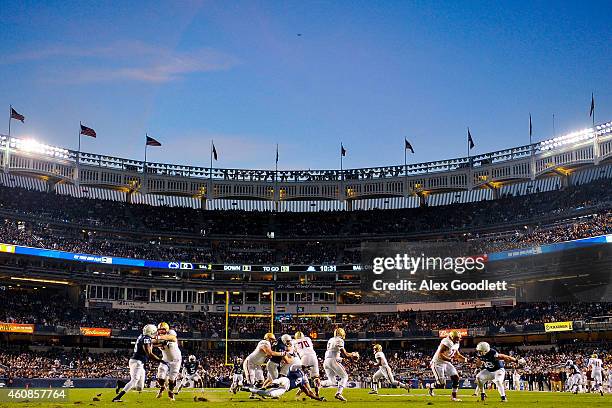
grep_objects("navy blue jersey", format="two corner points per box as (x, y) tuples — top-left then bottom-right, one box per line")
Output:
(185, 361), (199, 375)
(232, 364), (244, 375)
(287, 370), (307, 390)
(270, 341), (286, 364)
(567, 363), (580, 375)
(131, 334), (153, 363)
(481, 348), (504, 372)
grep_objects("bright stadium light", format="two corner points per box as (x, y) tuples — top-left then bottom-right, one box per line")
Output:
(13, 137), (70, 159)
(539, 128), (594, 151)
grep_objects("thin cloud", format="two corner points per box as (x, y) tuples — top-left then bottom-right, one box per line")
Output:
(4, 40), (239, 83)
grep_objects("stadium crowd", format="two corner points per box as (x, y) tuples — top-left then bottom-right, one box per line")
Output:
(1, 290), (610, 337)
(0, 209), (609, 265)
(1, 342), (609, 389)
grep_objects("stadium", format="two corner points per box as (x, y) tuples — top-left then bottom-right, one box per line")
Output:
(1, 2), (611, 408)
(0, 115), (611, 407)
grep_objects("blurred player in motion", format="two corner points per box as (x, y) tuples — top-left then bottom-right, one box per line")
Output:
(264, 334), (289, 386)
(474, 341), (520, 402)
(246, 349), (324, 401)
(230, 358), (244, 394)
(428, 330), (467, 401)
(369, 344), (410, 394)
(175, 354), (202, 394)
(566, 360), (583, 394)
(113, 324), (163, 402)
(294, 331), (321, 397)
(243, 333), (286, 387)
(587, 353), (604, 396)
(320, 328), (360, 402)
(155, 322), (182, 400)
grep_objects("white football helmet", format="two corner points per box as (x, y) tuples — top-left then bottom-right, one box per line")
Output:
(281, 334), (292, 345)
(476, 342), (490, 355)
(188, 355), (196, 362)
(143, 324), (157, 337)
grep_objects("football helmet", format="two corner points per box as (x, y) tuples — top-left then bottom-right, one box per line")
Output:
(334, 328), (346, 339)
(264, 332), (276, 342)
(143, 324), (157, 337)
(476, 342), (490, 355)
(448, 330), (462, 343)
(373, 344), (382, 353)
(157, 322), (170, 333)
(188, 355), (196, 362)
(294, 331), (304, 340)
(281, 334), (292, 345)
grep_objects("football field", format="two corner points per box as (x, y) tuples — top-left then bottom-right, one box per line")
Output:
(0, 388), (610, 408)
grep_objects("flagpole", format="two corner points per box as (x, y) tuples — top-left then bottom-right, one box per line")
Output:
(552, 114), (556, 137)
(7, 105), (11, 140)
(404, 142), (407, 177)
(210, 140), (213, 180)
(592, 93), (595, 128)
(5, 105), (11, 171)
(274, 143), (279, 205)
(340, 143), (344, 201)
(78, 122), (82, 165)
(144, 133), (148, 172)
(467, 128), (470, 160)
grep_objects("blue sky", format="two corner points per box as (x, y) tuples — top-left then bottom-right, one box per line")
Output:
(1, 0), (610, 170)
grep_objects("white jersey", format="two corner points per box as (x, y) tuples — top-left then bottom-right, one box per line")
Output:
(160, 330), (181, 362)
(375, 351), (389, 367)
(247, 340), (271, 365)
(588, 358), (603, 372)
(283, 351), (302, 373)
(324, 336), (344, 360)
(294, 336), (317, 358)
(431, 337), (459, 364)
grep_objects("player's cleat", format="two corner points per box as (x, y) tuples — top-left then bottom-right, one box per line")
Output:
(156, 388), (164, 398)
(451, 397), (462, 401)
(428, 387), (435, 397)
(335, 393), (347, 402)
(481, 392), (487, 401)
(369, 390), (378, 394)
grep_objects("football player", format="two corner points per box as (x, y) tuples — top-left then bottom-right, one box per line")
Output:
(176, 355), (202, 394)
(369, 344), (410, 394)
(294, 331), (321, 397)
(474, 341), (520, 402)
(155, 322), (182, 400)
(112, 324), (163, 402)
(566, 360), (583, 394)
(587, 354), (604, 396)
(428, 330), (467, 401)
(264, 334), (290, 386)
(320, 328), (360, 402)
(243, 333), (286, 387)
(230, 358), (244, 394)
(246, 351), (324, 401)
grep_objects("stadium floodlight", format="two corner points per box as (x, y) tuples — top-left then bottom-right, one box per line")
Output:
(14, 137), (70, 159)
(539, 128), (594, 151)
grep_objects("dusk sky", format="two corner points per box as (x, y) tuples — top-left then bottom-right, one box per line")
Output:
(1, 0), (610, 170)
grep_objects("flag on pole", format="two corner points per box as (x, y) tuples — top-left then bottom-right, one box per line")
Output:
(80, 124), (96, 138)
(341, 143), (347, 157)
(212, 143), (218, 160)
(468, 128), (475, 149)
(590, 93), (595, 118)
(405, 139), (415, 153)
(529, 114), (533, 138)
(10, 108), (25, 123)
(275, 144), (279, 164)
(146, 135), (161, 146)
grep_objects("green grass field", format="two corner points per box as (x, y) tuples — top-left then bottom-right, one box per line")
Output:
(0, 388), (610, 408)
